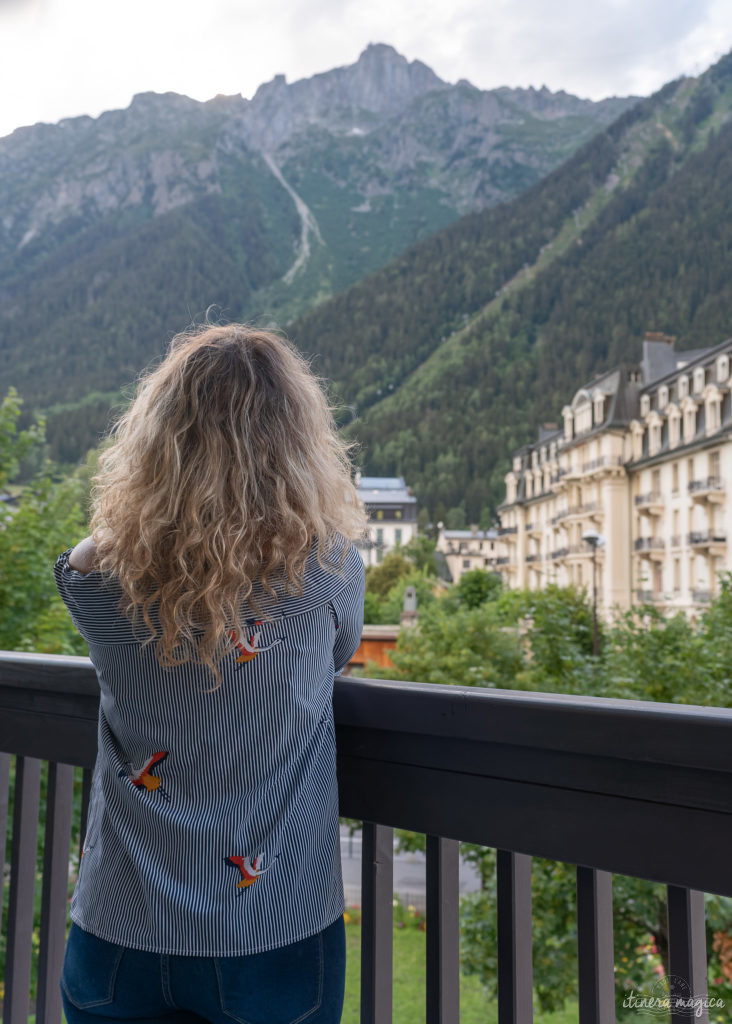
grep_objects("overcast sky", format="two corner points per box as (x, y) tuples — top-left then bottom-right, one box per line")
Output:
(1, 0), (730, 140)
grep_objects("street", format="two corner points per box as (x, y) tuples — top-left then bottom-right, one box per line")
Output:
(340, 824), (483, 912)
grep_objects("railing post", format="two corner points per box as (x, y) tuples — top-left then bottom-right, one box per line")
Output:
(0, 751), (10, 891)
(361, 822), (393, 1024)
(576, 866), (614, 1024)
(36, 762), (75, 1024)
(667, 885), (709, 1024)
(497, 849), (533, 1024)
(4, 755), (42, 1024)
(425, 835), (460, 1024)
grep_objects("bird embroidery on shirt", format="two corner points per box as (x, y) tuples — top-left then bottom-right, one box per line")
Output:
(119, 751), (170, 801)
(224, 853), (275, 891)
(228, 621), (284, 666)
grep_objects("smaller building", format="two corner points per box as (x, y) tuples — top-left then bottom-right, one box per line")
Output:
(355, 475), (418, 567)
(436, 524), (503, 582)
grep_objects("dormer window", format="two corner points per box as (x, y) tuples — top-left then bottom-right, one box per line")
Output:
(693, 367), (705, 394)
(640, 395), (651, 417)
(684, 407), (696, 443)
(706, 391), (722, 435)
(593, 393), (605, 423)
(717, 354), (730, 384)
(658, 386), (668, 409)
(649, 422), (662, 456)
(668, 406), (680, 448)
(563, 407), (573, 441)
(631, 421), (643, 461)
(678, 375), (689, 399)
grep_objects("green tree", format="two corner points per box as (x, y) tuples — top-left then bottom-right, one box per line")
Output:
(0, 389), (89, 654)
(453, 568), (502, 609)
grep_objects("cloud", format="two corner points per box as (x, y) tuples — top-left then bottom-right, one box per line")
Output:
(0, 0), (729, 138)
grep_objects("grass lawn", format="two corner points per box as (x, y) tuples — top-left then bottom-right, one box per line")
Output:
(342, 922), (580, 1023)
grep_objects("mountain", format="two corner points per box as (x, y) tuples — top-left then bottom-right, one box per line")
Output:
(0, 43), (635, 450)
(283, 53), (732, 524)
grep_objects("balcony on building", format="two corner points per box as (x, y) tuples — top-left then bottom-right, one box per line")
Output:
(689, 477), (725, 503)
(566, 501), (599, 520)
(634, 536), (666, 560)
(2, 650), (730, 1024)
(688, 530), (727, 554)
(692, 587), (713, 604)
(634, 491), (664, 515)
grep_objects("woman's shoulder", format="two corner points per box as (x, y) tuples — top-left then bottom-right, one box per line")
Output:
(68, 536), (99, 575)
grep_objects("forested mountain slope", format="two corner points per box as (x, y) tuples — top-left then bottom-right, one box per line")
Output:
(287, 54), (732, 524)
(0, 43), (633, 456)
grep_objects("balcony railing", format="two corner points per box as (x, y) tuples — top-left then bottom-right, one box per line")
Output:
(634, 537), (666, 552)
(566, 501), (599, 518)
(550, 546), (569, 559)
(525, 553), (540, 563)
(634, 491), (663, 509)
(2, 652), (731, 1024)
(498, 525), (518, 536)
(688, 530), (727, 547)
(692, 588), (712, 604)
(689, 477), (725, 499)
(635, 588), (658, 603)
(580, 456), (624, 473)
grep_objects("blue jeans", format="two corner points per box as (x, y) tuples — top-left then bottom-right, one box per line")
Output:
(61, 916), (346, 1024)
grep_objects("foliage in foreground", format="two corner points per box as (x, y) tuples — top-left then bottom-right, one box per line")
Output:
(0, 388), (89, 654)
(365, 568), (732, 1015)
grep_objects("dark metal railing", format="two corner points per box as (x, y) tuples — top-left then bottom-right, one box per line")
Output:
(634, 536), (666, 551)
(688, 530), (727, 546)
(689, 476), (724, 495)
(2, 652), (732, 1024)
(634, 491), (662, 506)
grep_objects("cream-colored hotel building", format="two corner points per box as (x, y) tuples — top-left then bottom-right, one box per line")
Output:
(497, 333), (732, 614)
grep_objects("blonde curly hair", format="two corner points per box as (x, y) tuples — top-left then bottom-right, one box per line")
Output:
(90, 323), (366, 682)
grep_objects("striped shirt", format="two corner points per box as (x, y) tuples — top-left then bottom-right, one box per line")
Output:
(53, 540), (365, 956)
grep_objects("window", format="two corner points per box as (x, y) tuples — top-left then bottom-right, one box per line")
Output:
(394, 509), (402, 520)
(462, 559), (471, 569)
(649, 423), (661, 455)
(376, 528), (384, 546)
(376, 509), (384, 520)
(687, 458), (694, 486)
(672, 463), (679, 493)
(684, 408), (696, 443)
(673, 559), (680, 593)
(709, 451), (721, 478)
(658, 386), (668, 409)
(706, 399), (721, 434)
(669, 413), (680, 448)
(395, 528), (402, 545)
(678, 375), (689, 399)
(563, 408), (573, 441)
(640, 395), (651, 417)
(693, 368), (705, 394)
(652, 469), (660, 493)
(717, 354), (729, 383)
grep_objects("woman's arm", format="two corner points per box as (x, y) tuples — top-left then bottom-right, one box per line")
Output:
(331, 552), (366, 673)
